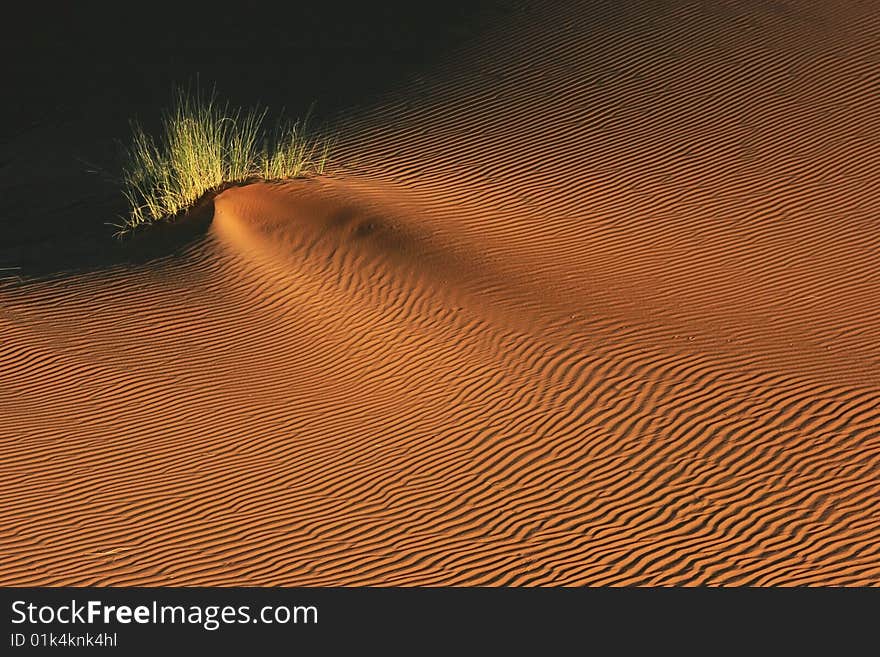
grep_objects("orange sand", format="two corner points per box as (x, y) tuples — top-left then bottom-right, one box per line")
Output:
(1, 1), (878, 585)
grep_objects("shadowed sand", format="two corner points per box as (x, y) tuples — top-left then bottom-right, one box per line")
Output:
(1, 0), (878, 585)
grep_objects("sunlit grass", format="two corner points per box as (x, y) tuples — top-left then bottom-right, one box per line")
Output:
(119, 88), (331, 235)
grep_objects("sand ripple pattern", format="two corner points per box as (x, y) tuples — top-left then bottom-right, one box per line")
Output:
(1, 0), (878, 585)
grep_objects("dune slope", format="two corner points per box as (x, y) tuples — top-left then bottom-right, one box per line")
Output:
(1, 0), (878, 585)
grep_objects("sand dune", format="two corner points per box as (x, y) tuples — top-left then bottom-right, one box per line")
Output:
(1, 0), (879, 585)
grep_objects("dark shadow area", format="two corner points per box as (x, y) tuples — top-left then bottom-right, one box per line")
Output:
(0, 1), (520, 281)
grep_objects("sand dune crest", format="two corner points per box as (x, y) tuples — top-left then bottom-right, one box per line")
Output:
(1, 0), (878, 585)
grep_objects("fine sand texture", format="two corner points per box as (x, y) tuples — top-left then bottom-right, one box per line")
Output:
(2, 1), (879, 585)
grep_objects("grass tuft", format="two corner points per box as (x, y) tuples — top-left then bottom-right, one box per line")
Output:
(119, 88), (332, 235)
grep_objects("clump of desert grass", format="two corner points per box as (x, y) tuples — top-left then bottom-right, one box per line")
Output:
(119, 88), (331, 235)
